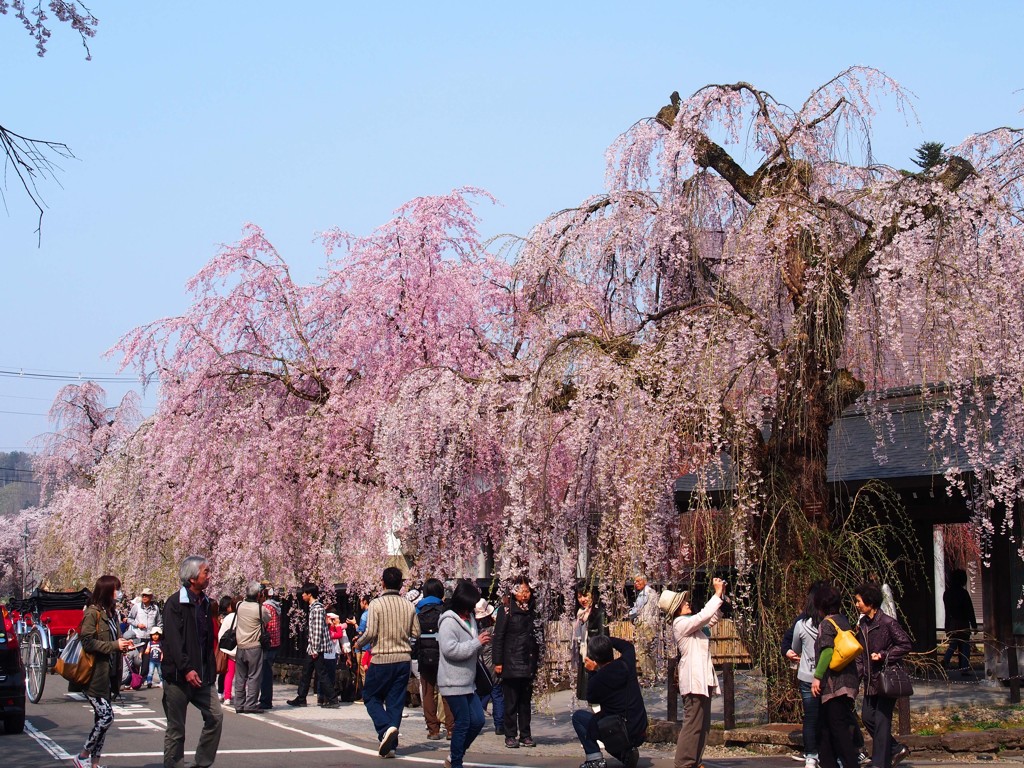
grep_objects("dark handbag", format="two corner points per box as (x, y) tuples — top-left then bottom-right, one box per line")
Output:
(218, 613), (237, 652)
(877, 662), (913, 697)
(259, 604), (271, 650)
(596, 714), (632, 757)
(474, 656), (494, 697)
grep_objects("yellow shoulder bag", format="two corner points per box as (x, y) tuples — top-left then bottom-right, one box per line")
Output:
(825, 617), (863, 671)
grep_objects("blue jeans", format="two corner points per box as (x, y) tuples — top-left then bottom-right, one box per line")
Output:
(480, 681), (504, 727)
(572, 709), (602, 757)
(259, 647), (277, 708)
(444, 693), (485, 768)
(799, 679), (820, 755)
(362, 661), (411, 739)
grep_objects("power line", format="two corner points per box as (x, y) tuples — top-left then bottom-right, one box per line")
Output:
(0, 409), (47, 416)
(0, 362), (142, 378)
(0, 368), (141, 383)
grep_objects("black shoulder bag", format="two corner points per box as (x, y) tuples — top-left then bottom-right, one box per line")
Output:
(218, 612), (237, 652)
(876, 652), (914, 698)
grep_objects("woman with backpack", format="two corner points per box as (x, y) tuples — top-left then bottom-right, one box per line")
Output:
(71, 575), (134, 768)
(415, 579), (456, 739)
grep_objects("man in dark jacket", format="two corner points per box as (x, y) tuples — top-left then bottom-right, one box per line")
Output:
(161, 555), (223, 768)
(571, 635), (646, 768)
(941, 569), (977, 672)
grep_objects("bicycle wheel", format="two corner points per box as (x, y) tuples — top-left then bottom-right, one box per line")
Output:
(24, 628), (46, 703)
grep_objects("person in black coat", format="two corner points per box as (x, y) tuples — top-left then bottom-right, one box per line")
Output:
(571, 635), (646, 768)
(573, 584), (607, 699)
(492, 577), (542, 749)
(161, 555), (223, 768)
(855, 583), (912, 768)
(941, 568), (977, 672)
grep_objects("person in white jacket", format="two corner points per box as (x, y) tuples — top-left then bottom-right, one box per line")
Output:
(661, 577), (725, 768)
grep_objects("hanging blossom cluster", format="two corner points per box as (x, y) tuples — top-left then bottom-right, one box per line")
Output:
(0, 0), (98, 58)
(26, 70), (1024, 604)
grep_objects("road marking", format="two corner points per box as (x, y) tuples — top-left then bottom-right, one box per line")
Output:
(100, 743), (541, 767)
(242, 715), (544, 768)
(34, 706), (540, 768)
(102, 747), (359, 756)
(25, 721), (73, 760)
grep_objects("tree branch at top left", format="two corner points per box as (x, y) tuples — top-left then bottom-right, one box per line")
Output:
(1, 0), (99, 243)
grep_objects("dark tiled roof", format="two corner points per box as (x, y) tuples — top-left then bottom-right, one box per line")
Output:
(675, 389), (1002, 494)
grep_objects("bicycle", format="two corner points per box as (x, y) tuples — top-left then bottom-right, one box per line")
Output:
(10, 597), (54, 704)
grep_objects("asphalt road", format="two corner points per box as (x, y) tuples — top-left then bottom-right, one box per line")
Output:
(5, 676), (1022, 768)
(4, 679), (598, 768)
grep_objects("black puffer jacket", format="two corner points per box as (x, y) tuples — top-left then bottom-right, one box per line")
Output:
(162, 587), (217, 686)
(857, 610), (912, 696)
(492, 601), (542, 679)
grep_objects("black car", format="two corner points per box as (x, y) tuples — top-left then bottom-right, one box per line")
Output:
(0, 604), (26, 734)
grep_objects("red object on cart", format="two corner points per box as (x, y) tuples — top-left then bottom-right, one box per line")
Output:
(11, 589), (91, 656)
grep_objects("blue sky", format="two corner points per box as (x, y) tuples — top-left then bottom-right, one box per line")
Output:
(1, 2), (1021, 451)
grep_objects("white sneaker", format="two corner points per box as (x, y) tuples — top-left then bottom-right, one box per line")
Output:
(379, 726), (399, 757)
(805, 757), (819, 768)
(72, 756), (91, 768)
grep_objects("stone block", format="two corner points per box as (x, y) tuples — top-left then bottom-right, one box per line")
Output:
(939, 730), (1000, 752)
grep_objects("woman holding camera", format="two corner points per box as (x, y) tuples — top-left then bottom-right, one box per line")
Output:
(663, 577), (725, 768)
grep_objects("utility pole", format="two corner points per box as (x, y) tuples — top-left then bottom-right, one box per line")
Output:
(20, 521), (30, 599)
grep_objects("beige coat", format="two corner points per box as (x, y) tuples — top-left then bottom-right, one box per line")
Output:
(672, 593), (722, 697)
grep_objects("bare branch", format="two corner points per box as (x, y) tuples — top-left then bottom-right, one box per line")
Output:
(0, 123), (75, 244)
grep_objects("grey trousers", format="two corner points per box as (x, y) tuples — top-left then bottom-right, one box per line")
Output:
(162, 681), (223, 768)
(234, 646), (264, 711)
(674, 692), (712, 768)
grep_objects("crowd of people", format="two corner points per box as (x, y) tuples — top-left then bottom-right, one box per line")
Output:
(62, 557), (923, 768)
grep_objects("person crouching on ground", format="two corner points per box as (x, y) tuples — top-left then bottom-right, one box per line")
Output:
(571, 633), (647, 768)
(438, 580), (493, 768)
(662, 577), (725, 768)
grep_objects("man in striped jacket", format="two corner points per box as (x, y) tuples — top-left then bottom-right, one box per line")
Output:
(354, 567), (421, 757)
(286, 583), (340, 708)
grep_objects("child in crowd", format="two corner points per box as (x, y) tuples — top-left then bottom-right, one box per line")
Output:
(145, 626), (163, 688)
